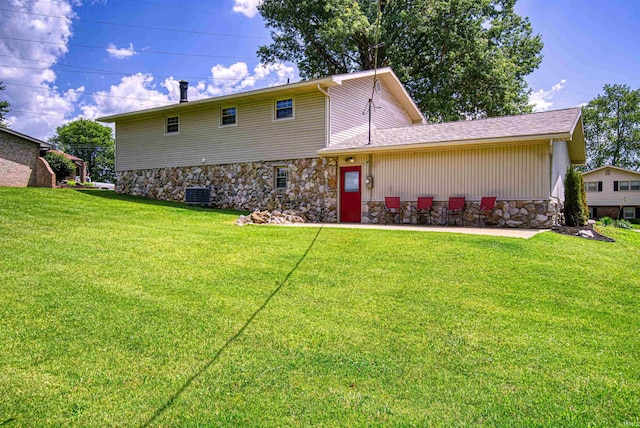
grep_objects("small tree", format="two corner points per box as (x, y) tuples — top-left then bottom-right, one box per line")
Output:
(564, 165), (587, 226)
(44, 152), (75, 183)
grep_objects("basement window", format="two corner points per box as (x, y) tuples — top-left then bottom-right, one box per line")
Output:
(165, 115), (179, 134)
(274, 166), (288, 190)
(623, 207), (635, 219)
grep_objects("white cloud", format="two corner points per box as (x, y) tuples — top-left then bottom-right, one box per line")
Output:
(529, 79), (567, 112)
(232, 0), (261, 18)
(106, 43), (136, 59)
(0, 0), (78, 139)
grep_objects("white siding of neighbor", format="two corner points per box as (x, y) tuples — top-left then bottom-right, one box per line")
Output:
(583, 168), (640, 206)
(329, 77), (413, 146)
(550, 140), (571, 203)
(337, 142), (551, 202)
(115, 91), (326, 171)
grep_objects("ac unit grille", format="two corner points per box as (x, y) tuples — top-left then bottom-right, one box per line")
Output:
(185, 186), (212, 205)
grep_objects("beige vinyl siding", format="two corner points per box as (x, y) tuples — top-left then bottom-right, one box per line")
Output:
(550, 140), (570, 202)
(338, 142), (550, 202)
(329, 77), (413, 146)
(115, 91), (326, 171)
(583, 168), (640, 206)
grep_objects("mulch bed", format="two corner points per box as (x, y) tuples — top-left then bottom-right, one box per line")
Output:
(552, 223), (615, 242)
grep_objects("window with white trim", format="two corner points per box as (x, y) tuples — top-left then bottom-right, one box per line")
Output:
(220, 107), (236, 126)
(619, 181), (630, 191)
(275, 98), (293, 120)
(586, 181), (598, 192)
(274, 166), (288, 190)
(631, 181), (640, 191)
(623, 207), (635, 219)
(165, 115), (179, 134)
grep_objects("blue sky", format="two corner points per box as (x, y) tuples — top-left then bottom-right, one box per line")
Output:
(1, 0), (639, 140)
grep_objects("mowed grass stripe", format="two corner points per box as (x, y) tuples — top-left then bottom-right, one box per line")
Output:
(0, 188), (638, 427)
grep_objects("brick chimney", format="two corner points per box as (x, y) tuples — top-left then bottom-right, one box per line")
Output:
(179, 80), (188, 103)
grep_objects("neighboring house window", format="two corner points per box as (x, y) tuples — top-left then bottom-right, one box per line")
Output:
(220, 107), (236, 126)
(619, 181), (629, 191)
(631, 181), (640, 191)
(623, 207), (635, 219)
(274, 166), (288, 190)
(586, 181), (598, 192)
(166, 116), (179, 134)
(275, 98), (294, 120)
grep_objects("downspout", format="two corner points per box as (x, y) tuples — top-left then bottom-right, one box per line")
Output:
(549, 139), (560, 226)
(317, 84), (331, 149)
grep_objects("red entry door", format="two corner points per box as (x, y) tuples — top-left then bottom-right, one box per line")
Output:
(340, 166), (361, 223)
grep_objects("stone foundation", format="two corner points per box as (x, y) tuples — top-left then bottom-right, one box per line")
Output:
(116, 158), (338, 222)
(363, 199), (557, 228)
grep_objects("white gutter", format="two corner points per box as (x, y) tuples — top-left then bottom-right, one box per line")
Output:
(317, 84), (331, 149)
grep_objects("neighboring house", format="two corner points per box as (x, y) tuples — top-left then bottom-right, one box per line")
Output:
(98, 68), (586, 228)
(582, 165), (640, 220)
(49, 150), (88, 183)
(0, 127), (55, 188)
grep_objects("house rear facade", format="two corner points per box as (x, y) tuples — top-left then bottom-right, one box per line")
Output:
(98, 68), (586, 228)
(582, 166), (640, 220)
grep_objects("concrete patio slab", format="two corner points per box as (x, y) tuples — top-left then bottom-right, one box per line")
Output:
(280, 223), (549, 239)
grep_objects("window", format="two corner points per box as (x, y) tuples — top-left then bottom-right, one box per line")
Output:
(275, 98), (293, 120)
(619, 181), (630, 191)
(623, 207), (635, 219)
(586, 181), (598, 192)
(165, 116), (179, 134)
(220, 107), (236, 126)
(274, 166), (288, 190)
(631, 181), (640, 191)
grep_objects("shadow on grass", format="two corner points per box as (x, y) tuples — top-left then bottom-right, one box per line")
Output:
(75, 189), (247, 216)
(140, 225), (324, 428)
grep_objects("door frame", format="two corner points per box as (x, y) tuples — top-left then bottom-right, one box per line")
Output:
(339, 165), (362, 223)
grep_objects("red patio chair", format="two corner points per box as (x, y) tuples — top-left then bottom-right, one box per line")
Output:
(447, 197), (466, 226)
(416, 196), (434, 225)
(384, 196), (402, 224)
(478, 196), (497, 227)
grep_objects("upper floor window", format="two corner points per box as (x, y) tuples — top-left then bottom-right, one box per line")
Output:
(619, 181), (630, 191)
(275, 98), (294, 120)
(585, 181), (598, 192)
(631, 181), (640, 191)
(166, 115), (179, 134)
(220, 107), (236, 126)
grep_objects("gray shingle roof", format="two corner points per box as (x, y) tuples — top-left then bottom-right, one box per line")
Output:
(324, 107), (582, 151)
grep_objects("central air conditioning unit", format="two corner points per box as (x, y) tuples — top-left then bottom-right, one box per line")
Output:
(185, 186), (212, 206)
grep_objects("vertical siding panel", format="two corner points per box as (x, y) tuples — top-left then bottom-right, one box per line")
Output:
(368, 143), (549, 201)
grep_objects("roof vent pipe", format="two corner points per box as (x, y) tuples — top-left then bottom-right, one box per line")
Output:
(179, 80), (188, 103)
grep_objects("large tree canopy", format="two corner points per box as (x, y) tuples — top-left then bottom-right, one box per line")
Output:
(49, 119), (115, 183)
(258, 0), (543, 122)
(583, 84), (640, 171)
(0, 81), (10, 128)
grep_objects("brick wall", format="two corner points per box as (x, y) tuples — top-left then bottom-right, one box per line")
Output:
(35, 157), (56, 188)
(0, 131), (39, 187)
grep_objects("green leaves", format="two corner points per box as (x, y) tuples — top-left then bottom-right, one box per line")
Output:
(583, 84), (640, 170)
(0, 81), (10, 128)
(49, 119), (115, 182)
(258, 0), (542, 122)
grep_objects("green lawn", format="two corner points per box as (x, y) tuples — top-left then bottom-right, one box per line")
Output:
(1, 188), (638, 427)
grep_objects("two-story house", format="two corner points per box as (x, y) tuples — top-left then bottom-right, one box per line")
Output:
(582, 165), (640, 220)
(98, 68), (586, 228)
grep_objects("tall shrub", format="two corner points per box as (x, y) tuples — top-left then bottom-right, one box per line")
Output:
(564, 165), (587, 226)
(44, 152), (75, 182)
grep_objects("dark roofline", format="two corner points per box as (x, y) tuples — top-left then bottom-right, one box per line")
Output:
(0, 127), (53, 148)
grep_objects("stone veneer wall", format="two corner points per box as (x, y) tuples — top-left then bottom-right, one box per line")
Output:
(363, 199), (558, 228)
(116, 157), (339, 222)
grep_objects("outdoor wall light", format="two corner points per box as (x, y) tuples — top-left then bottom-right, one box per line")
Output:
(345, 156), (354, 163)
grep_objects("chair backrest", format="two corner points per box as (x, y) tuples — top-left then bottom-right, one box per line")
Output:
(417, 196), (433, 210)
(479, 196), (497, 211)
(448, 197), (465, 211)
(385, 196), (401, 209)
